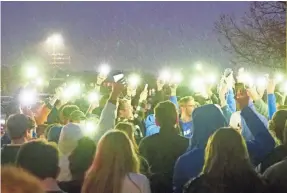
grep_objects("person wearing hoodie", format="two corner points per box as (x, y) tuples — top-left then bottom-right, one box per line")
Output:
(47, 105), (79, 144)
(173, 104), (228, 193)
(59, 137), (96, 193)
(173, 89), (275, 193)
(57, 110), (87, 182)
(139, 101), (189, 193)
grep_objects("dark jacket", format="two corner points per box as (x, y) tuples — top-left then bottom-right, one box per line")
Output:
(264, 157), (287, 192)
(1, 144), (21, 165)
(59, 180), (82, 193)
(259, 145), (287, 173)
(184, 173), (267, 193)
(139, 126), (189, 193)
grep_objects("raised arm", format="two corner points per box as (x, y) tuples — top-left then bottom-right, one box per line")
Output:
(96, 83), (125, 142)
(237, 90), (275, 166)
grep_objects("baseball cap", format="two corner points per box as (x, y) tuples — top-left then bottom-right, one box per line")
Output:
(69, 110), (86, 122)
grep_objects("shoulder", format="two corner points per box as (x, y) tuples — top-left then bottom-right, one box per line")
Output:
(183, 175), (209, 193)
(140, 134), (159, 144)
(264, 158), (287, 178)
(127, 173), (149, 182)
(178, 135), (189, 143)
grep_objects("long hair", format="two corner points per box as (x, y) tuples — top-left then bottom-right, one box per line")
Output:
(115, 122), (139, 152)
(269, 110), (287, 144)
(203, 128), (257, 179)
(82, 130), (140, 193)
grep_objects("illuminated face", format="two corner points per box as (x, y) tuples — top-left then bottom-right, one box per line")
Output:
(119, 102), (133, 119)
(183, 100), (197, 116)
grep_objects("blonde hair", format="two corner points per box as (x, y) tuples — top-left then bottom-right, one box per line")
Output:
(82, 130), (140, 193)
(115, 122), (139, 152)
(178, 96), (195, 107)
(1, 166), (44, 193)
(116, 99), (129, 117)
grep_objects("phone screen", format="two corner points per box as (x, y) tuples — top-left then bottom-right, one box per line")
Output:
(113, 74), (124, 82)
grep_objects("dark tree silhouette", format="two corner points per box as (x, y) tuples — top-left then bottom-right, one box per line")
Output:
(215, 2), (286, 71)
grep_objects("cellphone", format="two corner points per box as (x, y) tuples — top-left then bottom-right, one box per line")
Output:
(224, 68), (233, 78)
(113, 73), (124, 82)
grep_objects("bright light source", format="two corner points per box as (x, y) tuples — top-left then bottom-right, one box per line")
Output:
(245, 74), (254, 87)
(195, 63), (203, 71)
(0, 119), (5, 125)
(256, 77), (267, 88)
(159, 69), (171, 82)
(282, 81), (287, 94)
(128, 74), (141, 88)
(206, 74), (217, 84)
(46, 34), (63, 46)
(25, 66), (38, 79)
(238, 71), (254, 87)
(84, 121), (97, 136)
(62, 82), (81, 100)
(171, 72), (183, 84)
(35, 77), (44, 86)
(275, 73), (284, 83)
(70, 82), (81, 93)
(191, 77), (206, 93)
(238, 68), (245, 73)
(19, 89), (37, 106)
(98, 64), (110, 76)
(88, 91), (100, 103)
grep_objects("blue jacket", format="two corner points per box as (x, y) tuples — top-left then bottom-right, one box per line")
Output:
(241, 101), (268, 141)
(220, 89), (236, 124)
(267, 93), (277, 120)
(173, 105), (275, 193)
(145, 114), (160, 136)
(227, 89), (236, 113)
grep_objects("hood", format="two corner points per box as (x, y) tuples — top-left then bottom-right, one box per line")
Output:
(145, 114), (157, 128)
(58, 123), (84, 155)
(189, 104), (227, 150)
(144, 114), (160, 136)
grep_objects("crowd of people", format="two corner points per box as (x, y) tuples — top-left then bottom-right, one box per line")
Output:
(1, 68), (287, 193)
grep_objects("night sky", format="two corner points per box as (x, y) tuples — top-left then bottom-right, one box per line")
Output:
(1, 1), (250, 72)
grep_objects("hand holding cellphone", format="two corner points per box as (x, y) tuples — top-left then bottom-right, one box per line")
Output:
(235, 83), (249, 110)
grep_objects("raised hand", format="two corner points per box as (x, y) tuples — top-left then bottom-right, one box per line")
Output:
(139, 84), (148, 102)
